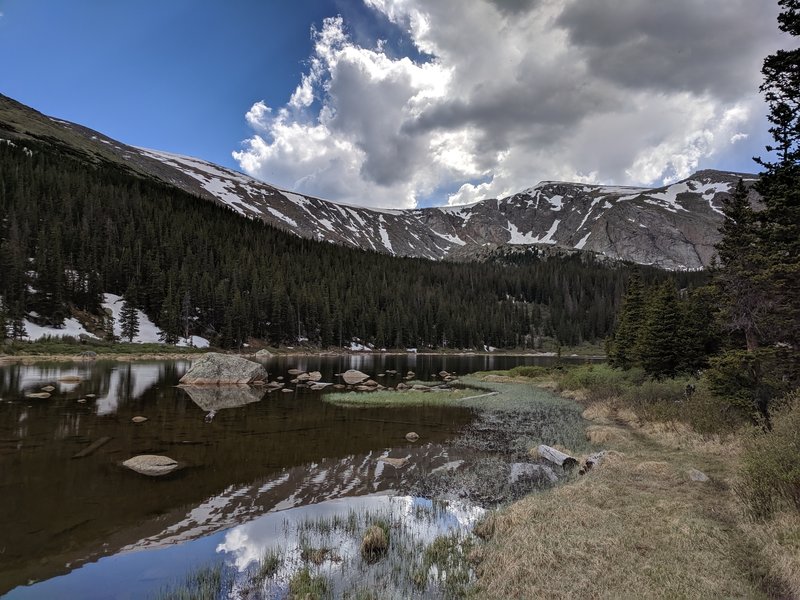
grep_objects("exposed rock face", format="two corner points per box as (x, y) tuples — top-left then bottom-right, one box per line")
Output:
(122, 455), (180, 477)
(0, 94), (757, 270)
(179, 353), (267, 385)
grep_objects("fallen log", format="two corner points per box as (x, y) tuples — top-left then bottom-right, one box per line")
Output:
(537, 444), (578, 470)
(72, 436), (112, 459)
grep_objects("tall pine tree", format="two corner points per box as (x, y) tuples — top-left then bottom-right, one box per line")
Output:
(120, 293), (140, 343)
(753, 0), (800, 348)
(608, 270), (645, 370)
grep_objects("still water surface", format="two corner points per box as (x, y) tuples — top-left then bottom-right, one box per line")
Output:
(0, 353), (583, 598)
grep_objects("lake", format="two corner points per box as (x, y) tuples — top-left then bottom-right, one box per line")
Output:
(0, 353), (588, 598)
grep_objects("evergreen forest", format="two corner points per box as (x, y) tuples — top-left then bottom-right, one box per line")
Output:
(0, 140), (695, 350)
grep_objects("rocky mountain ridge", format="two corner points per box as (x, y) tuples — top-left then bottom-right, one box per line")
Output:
(1, 94), (757, 269)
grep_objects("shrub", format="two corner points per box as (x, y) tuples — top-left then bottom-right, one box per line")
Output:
(559, 364), (645, 401)
(705, 349), (796, 424)
(288, 568), (328, 599)
(507, 365), (551, 378)
(621, 378), (688, 406)
(738, 394), (800, 519)
(360, 523), (389, 564)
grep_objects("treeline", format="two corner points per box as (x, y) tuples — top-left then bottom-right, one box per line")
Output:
(0, 140), (680, 349)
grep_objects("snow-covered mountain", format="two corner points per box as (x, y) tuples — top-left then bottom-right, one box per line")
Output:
(1, 94), (756, 269)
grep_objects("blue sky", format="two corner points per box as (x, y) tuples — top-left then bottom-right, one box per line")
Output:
(0, 0), (782, 208)
(0, 0), (351, 168)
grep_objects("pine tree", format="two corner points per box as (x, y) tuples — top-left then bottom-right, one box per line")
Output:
(0, 297), (8, 340)
(608, 270), (645, 369)
(752, 0), (800, 348)
(714, 180), (770, 350)
(119, 294), (140, 343)
(637, 282), (684, 379)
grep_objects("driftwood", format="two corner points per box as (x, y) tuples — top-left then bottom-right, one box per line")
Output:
(72, 436), (112, 459)
(537, 444), (578, 470)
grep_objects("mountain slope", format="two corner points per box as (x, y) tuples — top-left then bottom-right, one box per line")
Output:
(0, 94), (756, 269)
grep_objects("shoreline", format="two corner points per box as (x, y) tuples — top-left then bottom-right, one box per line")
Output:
(0, 349), (605, 364)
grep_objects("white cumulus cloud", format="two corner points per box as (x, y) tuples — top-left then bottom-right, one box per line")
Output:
(235, 0), (781, 208)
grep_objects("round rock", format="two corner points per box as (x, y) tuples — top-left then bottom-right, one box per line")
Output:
(122, 455), (179, 477)
(405, 432), (420, 442)
(131, 416), (148, 423)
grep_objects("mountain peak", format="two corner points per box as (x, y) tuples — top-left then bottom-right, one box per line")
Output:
(0, 93), (758, 270)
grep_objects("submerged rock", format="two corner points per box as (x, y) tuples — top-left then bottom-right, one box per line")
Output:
(25, 392), (51, 399)
(509, 462), (558, 484)
(131, 416), (148, 423)
(405, 432), (420, 442)
(122, 455), (180, 477)
(179, 353), (267, 385)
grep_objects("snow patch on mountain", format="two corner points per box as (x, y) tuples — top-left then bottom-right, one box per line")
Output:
(575, 232), (592, 250)
(102, 293), (208, 347)
(22, 318), (98, 341)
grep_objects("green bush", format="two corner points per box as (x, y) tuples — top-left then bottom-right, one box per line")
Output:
(704, 349), (795, 423)
(559, 364), (645, 401)
(621, 377), (688, 406)
(507, 365), (551, 378)
(738, 394), (800, 519)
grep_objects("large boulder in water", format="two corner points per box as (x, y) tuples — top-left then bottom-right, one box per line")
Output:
(342, 369), (369, 385)
(179, 353), (267, 385)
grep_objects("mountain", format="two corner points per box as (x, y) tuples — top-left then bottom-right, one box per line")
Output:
(0, 94), (756, 270)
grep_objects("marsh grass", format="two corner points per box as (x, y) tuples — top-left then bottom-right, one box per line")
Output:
(153, 563), (232, 600)
(288, 567), (329, 599)
(323, 387), (475, 407)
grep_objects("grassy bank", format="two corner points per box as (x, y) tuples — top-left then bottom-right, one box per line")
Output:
(0, 337), (207, 358)
(469, 366), (800, 599)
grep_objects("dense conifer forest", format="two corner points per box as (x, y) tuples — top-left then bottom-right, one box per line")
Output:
(0, 139), (700, 349)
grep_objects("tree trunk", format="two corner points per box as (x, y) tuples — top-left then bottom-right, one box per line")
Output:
(537, 445), (578, 469)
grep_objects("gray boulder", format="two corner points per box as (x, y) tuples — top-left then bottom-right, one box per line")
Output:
(342, 369), (369, 385)
(688, 468), (710, 482)
(255, 349), (273, 358)
(179, 353), (267, 385)
(122, 455), (180, 477)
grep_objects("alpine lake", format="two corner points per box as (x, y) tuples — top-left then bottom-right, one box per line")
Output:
(0, 353), (593, 599)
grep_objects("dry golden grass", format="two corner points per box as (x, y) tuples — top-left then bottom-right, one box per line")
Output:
(585, 425), (629, 444)
(741, 512), (800, 597)
(472, 397), (796, 600)
(581, 402), (613, 424)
